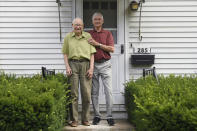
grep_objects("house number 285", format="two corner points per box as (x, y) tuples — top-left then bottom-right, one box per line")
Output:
(138, 48), (148, 53)
(134, 47), (151, 54)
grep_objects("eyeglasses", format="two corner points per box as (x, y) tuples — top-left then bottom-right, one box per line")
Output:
(73, 24), (83, 27)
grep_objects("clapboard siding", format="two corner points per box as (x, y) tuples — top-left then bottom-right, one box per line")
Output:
(0, 0), (73, 75)
(0, 54), (63, 59)
(0, 23), (71, 27)
(128, 0), (197, 79)
(0, 33), (71, 38)
(0, 28), (72, 33)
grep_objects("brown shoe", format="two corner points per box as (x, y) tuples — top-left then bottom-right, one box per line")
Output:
(70, 121), (78, 127)
(82, 121), (90, 126)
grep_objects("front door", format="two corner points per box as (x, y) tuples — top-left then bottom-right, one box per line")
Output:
(76, 0), (125, 106)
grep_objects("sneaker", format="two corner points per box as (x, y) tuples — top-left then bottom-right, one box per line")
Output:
(70, 121), (78, 127)
(107, 118), (115, 126)
(82, 121), (90, 126)
(92, 117), (101, 125)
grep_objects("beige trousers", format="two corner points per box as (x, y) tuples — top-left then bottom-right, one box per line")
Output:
(69, 60), (92, 122)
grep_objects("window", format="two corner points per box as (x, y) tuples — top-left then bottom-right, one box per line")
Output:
(83, 0), (117, 43)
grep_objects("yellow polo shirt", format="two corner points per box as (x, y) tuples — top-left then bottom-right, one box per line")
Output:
(62, 31), (96, 60)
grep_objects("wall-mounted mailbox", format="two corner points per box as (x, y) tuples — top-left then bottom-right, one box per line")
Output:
(131, 55), (155, 65)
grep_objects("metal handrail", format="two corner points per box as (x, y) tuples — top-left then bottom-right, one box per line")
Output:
(139, 0), (143, 41)
(56, 0), (62, 42)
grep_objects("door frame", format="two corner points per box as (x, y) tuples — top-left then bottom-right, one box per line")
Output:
(72, 0), (130, 118)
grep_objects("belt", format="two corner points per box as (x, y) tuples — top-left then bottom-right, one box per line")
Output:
(95, 59), (109, 63)
(69, 59), (89, 62)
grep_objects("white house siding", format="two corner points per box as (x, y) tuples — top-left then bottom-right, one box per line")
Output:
(0, 0), (73, 76)
(127, 0), (197, 80)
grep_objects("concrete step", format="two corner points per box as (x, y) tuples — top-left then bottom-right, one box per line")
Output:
(76, 111), (128, 120)
(77, 104), (128, 120)
(63, 119), (135, 131)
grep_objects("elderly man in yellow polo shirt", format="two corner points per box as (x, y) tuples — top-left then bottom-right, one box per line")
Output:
(62, 18), (96, 127)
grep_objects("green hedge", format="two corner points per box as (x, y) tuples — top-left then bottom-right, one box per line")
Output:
(125, 75), (197, 131)
(0, 73), (70, 131)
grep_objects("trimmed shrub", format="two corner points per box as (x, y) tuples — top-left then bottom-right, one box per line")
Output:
(0, 73), (70, 131)
(125, 75), (197, 131)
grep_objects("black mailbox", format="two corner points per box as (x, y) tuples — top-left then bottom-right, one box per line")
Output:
(131, 55), (155, 65)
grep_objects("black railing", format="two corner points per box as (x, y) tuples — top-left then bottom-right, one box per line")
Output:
(41, 67), (55, 79)
(143, 67), (159, 83)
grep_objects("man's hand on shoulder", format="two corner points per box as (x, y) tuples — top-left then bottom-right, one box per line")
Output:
(88, 38), (99, 47)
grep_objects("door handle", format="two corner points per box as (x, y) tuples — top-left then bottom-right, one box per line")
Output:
(121, 44), (124, 54)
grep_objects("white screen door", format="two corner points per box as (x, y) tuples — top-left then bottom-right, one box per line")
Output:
(76, 0), (125, 105)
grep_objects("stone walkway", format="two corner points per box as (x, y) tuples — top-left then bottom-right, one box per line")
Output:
(63, 119), (135, 131)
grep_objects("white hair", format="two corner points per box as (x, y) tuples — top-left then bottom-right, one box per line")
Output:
(72, 17), (84, 25)
(92, 12), (104, 21)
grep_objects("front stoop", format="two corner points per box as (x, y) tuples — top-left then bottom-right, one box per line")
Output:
(63, 120), (135, 131)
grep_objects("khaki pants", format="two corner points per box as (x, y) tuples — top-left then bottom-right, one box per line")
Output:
(69, 60), (92, 122)
(92, 60), (113, 119)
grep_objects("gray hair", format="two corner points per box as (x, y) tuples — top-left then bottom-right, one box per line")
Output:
(92, 12), (104, 21)
(72, 17), (84, 25)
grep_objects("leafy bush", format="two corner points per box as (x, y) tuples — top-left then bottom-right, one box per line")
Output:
(125, 75), (197, 131)
(0, 72), (70, 131)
